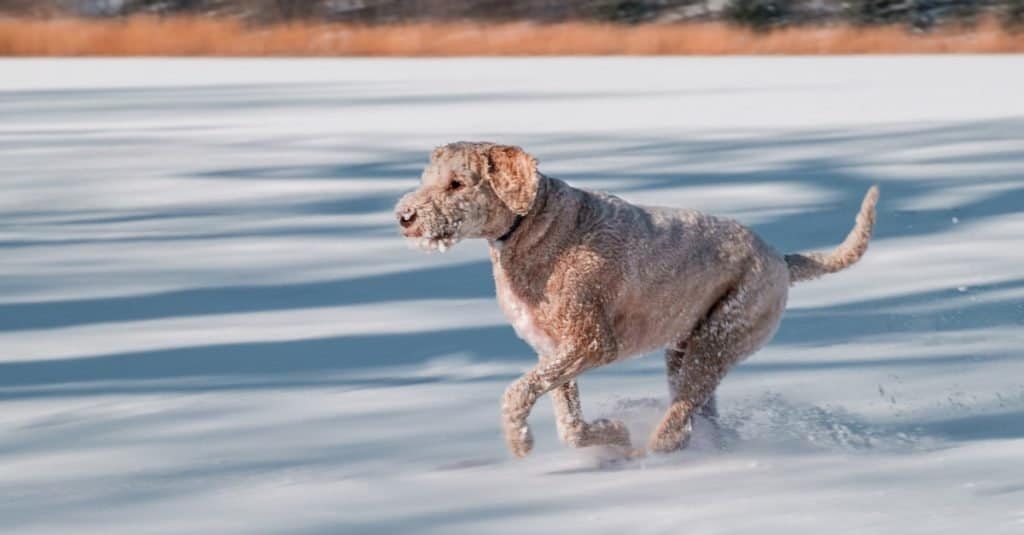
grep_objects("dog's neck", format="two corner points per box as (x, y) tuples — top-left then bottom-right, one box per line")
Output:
(494, 214), (525, 244)
(488, 175), (581, 263)
(489, 176), (581, 306)
(490, 174), (552, 251)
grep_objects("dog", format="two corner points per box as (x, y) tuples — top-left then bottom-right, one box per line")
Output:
(395, 142), (878, 458)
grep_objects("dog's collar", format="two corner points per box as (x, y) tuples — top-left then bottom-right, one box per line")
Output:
(495, 214), (525, 244)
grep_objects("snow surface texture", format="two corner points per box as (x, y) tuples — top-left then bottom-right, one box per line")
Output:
(1, 57), (1023, 534)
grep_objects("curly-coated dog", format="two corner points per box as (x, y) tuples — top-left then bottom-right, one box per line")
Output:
(395, 142), (878, 458)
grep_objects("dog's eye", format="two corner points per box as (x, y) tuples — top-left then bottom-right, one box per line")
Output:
(448, 179), (464, 191)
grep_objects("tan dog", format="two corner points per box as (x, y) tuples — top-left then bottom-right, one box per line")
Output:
(395, 142), (878, 458)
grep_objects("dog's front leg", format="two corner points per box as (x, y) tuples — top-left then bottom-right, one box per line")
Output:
(501, 299), (617, 458)
(502, 356), (588, 458)
(551, 380), (632, 450)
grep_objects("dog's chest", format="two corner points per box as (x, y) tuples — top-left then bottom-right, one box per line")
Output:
(493, 269), (557, 357)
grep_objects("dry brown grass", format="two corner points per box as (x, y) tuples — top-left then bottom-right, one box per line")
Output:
(1, 17), (1022, 56)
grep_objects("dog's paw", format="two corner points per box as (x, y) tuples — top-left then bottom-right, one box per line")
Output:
(590, 418), (631, 447)
(586, 444), (647, 468)
(648, 418), (693, 454)
(648, 434), (682, 454)
(505, 423), (534, 458)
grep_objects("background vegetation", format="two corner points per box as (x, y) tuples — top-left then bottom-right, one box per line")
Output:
(1, 0), (1021, 55)
(2, 0), (1023, 29)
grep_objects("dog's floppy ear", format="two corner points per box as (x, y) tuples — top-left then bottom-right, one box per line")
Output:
(485, 145), (539, 215)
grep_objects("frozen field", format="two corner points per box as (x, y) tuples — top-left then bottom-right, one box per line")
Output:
(1, 57), (1023, 534)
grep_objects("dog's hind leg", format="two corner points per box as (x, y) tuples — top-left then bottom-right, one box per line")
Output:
(659, 345), (727, 452)
(551, 379), (632, 450)
(668, 348), (722, 425)
(667, 350), (726, 450)
(698, 392), (719, 420)
(651, 273), (786, 454)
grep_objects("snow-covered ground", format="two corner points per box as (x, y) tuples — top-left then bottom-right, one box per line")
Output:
(1, 57), (1023, 534)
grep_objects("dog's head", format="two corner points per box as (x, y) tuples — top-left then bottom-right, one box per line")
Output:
(395, 142), (539, 252)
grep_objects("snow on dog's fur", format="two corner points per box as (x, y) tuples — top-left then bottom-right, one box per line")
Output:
(396, 142), (878, 458)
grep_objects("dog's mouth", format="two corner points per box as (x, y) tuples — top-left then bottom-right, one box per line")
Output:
(399, 214), (464, 254)
(409, 232), (460, 253)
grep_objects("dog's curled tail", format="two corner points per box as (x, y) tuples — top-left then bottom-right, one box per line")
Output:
(785, 185), (879, 284)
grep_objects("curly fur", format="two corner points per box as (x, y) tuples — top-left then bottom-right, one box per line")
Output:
(396, 142), (879, 458)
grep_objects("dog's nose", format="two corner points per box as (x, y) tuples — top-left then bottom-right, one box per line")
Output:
(398, 208), (417, 228)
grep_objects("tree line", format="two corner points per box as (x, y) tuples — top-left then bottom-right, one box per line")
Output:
(1, 0), (1021, 29)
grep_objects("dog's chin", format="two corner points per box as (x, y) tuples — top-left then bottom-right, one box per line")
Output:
(407, 234), (460, 254)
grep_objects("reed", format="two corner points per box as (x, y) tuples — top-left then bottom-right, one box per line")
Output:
(1, 17), (1021, 56)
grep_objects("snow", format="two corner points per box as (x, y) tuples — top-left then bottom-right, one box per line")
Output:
(1, 57), (1023, 534)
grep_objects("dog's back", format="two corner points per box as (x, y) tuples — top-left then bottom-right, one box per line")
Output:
(547, 180), (788, 356)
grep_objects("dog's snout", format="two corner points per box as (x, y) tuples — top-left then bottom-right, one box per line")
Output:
(398, 208), (417, 228)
